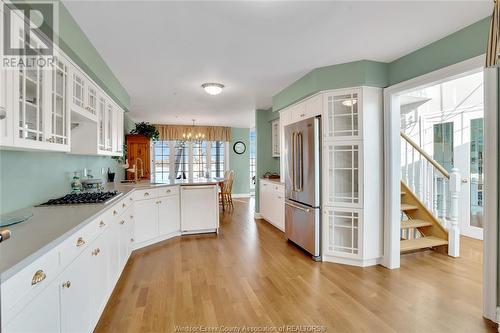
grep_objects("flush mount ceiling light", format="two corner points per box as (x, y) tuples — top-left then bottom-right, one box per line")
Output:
(201, 82), (224, 95)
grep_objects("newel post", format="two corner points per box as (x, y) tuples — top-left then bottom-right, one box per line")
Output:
(448, 167), (460, 257)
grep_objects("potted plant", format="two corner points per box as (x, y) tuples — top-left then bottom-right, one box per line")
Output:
(130, 122), (159, 141)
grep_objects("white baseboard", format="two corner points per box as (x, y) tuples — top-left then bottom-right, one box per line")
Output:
(254, 212), (262, 219)
(323, 255), (382, 267)
(232, 193), (251, 198)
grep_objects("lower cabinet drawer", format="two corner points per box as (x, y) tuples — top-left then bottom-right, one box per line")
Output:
(132, 188), (158, 201)
(157, 185), (179, 197)
(59, 218), (102, 268)
(1, 247), (59, 324)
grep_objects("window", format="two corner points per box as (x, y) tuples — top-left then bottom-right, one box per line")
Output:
(210, 141), (225, 178)
(193, 141), (208, 178)
(174, 141), (189, 179)
(153, 141), (172, 182)
(153, 140), (227, 181)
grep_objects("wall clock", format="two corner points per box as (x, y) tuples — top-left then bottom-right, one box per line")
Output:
(233, 141), (246, 154)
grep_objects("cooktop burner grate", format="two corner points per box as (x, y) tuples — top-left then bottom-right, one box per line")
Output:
(39, 191), (121, 206)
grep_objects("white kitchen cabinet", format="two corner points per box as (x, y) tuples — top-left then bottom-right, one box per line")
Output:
(158, 194), (180, 236)
(88, 233), (110, 327)
(259, 179), (285, 231)
(323, 207), (361, 258)
(86, 83), (98, 116)
(3, 279), (61, 333)
(321, 86), (383, 267)
(0, 10), (13, 148)
(323, 142), (362, 208)
(59, 246), (91, 333)
(113, 106), (124, 154)
(134, 198), (158, 243)
(105, 102), (114, 151)
(97, 95), (106, 151)
(271, 118), (280, 157)
(323, 89), (361, 141)
(180, 185), (219, 233)
(118, 210), (133, 270)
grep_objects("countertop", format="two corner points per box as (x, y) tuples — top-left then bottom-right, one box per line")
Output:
(0, 179), (218, 281)
(260, 178), (284, 186)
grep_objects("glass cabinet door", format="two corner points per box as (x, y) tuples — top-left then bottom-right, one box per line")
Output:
(72, 72), (85, 111)
(16, 25), (46, 142)
(324, 207), (360, 257)
(97, 96), (105, 150)
(324, 92), (360, 140)
(48, 57), (68, 145)
(105, 103), (113, 151)
(324, 142), (361, 207)
(86, 85), (97, 115)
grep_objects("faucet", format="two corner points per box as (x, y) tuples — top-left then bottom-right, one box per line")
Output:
(126, 157), (144, 183)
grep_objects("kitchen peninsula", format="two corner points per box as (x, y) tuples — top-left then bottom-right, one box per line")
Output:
(0, 179), (219, 333)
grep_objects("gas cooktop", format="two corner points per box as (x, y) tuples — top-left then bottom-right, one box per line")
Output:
(39, 191), (122, 206)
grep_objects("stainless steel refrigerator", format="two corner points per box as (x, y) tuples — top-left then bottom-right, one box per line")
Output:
(284, 116), (321, 260)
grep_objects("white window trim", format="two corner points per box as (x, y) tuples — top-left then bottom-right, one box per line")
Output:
(383, 54), (497, 321)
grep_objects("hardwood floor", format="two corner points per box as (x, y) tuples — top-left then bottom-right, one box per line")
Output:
(95, 198), (496, 333)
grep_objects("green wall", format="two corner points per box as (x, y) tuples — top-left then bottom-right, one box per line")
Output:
(273, 60), (389, 111)
(0, 151), (124, 214)
(229, 128), (250, 195)
(388, 17), (490, 85)
(255, 109), (280, 212)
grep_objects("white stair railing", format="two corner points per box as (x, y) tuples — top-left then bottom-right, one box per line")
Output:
(401, 132), (460, 257)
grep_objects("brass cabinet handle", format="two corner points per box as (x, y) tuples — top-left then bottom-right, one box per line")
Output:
(122, 203), (126, 208)
(99, 221), (106, 228)
(119, 220), (125, 225)
(166, 189), (171, 193)
(130, 238), (134, 242)
(62, 281), (71, 288)
(92, 248), (100, 256)
(130, 215), (134, 219)
(129, 197), (133, 201)
(144, 192), (150, 197)
(76, 237), (86, 247)
(31, 270), (46, 286)
(113, 210), (118, 216)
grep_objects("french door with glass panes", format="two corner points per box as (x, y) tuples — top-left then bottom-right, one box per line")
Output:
(455, 118), (484, 240)
(11, 15), (70, 151)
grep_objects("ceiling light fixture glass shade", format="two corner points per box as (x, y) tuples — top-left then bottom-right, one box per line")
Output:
(202, 82), (224, 95)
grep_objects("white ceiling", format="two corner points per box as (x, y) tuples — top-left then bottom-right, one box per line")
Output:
(63, 1), (491, 128)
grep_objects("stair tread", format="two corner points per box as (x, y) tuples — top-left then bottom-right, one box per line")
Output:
(401, 204), (419, 211)
(400, 219), (433, 229)
(400, 236), (448, 252)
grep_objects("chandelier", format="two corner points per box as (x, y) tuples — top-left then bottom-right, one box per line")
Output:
(182, 119), (205, 142)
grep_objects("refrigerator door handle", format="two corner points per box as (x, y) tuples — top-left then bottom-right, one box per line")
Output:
(297, 132), (303, 192)
(291, 131), (296, 192)
(285, 201), (311, 213)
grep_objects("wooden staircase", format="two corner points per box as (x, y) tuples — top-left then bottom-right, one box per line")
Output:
(400, 181), (448, 253)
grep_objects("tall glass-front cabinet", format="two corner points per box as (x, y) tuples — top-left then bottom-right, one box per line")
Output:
(321, 87), (383, 266)
(10, 16), (70, 151)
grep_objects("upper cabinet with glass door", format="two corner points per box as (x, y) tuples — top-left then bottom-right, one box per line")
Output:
(11, 14), (69, 152)
(323, 89), (361, 141)
(0, 9), (13, 147)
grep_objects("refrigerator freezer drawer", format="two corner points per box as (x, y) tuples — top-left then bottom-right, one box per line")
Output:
(285, 201), (320, 257)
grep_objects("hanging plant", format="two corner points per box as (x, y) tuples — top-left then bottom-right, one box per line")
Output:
(130, 122), (159, 141)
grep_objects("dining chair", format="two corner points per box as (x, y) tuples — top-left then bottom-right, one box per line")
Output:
(219, 170), (235, 211)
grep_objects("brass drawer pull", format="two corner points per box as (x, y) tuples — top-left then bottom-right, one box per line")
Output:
(144, 192), (150, 197)
(122, 203), (126, 208)
(129, 197), (133, 201)
(113, 210), (118, 216)
(166, 189), (171, 193)
(62, 281), (71, 289)
(130, 215), (134, 219)
(119, 220), (125, 225)
(31, 270), (46, 286)
(99, 221), (106, 228)
(92, 248), (100, 256)
(76, 237), (86, 247)
(130, 238), (134, 242)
